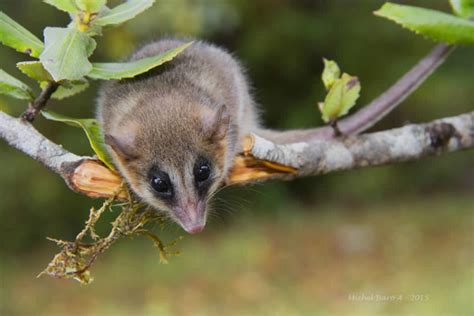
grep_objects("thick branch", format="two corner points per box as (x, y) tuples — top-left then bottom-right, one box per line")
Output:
(0, 111), (82, 173)
(0, 111), (125, 198)
(234, 112), (473, 183)
(1, 110), (472, 198)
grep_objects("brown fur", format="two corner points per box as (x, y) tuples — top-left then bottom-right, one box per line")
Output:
(97, 39), (260, 233)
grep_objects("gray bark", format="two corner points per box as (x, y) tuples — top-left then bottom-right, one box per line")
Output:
(0, 110), (473, 195)
(0, 111), (86, 179)
(248, 112), (474, 179)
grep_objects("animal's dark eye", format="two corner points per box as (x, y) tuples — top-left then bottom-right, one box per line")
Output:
(151, 176), (169, 192)
(150, 173), (172, 198)
(194, 164), (211, 182)
(194, 159), (211, 183)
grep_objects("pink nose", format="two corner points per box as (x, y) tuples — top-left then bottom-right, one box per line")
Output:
(183, 223), (205, 234)
(173, 202), (206, 234)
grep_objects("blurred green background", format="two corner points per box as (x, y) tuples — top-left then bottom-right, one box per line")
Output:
(0, 0), (473, 315)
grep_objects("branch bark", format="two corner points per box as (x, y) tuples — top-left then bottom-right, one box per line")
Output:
(21, 81), (60, 122)
(0, 111), (126, 198)
(1, 110), (472, 198)
(232, 112), (474, 183)
(0, 110), (82, 174)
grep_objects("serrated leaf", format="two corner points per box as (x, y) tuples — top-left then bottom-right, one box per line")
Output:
(322, 58), (341, 90)
(40, 27), (96, 81)
(0, 69), (34, 100)
(41, 110), (114, 169)
(75, 0), (107, 13)
(450, 0), (474, 18)
(17, 61), (53, 82)
(374, 2), (474, 45)
(43, 0), (78, 13)
(320, 73), (360, 123)
(88, 41), (192, 80)
(0, 12), (44, 57)
(95, 0), (154, 26)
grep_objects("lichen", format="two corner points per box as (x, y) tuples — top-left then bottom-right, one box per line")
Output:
(38, 183), (182, 284)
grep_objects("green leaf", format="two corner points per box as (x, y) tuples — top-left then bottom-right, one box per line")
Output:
(0, 98), (12, 114)
(0, 69), (34, 100)
(75, 0), (107, 13)
(95, 0), (154, 26)
(17, 61), (89, 98)
(17, 61), (54, 82)
(320, 73), (361, 123)
(52, 80), (89, 99)
(40, 80), (90, 99)
(40, 27), (96, 81)
(321, 58), (341, 90)
(84, 23), (104, 36)
(374, 2), (474, 45)
(88, 41), (192, 80)
(41, 110), (115, 169)
(0, 12), (44, 57)
(450, 0), (474, 18)
(43, 0), (78, 13)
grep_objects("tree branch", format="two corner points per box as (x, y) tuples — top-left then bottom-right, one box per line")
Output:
(1, 110), (472, 198)
(0, 44), (468, 199)
(233, 111), (473, 183)
(0, 110), (82, 173)
(21, 81), (60, 122)
(0, 110), (126, 198)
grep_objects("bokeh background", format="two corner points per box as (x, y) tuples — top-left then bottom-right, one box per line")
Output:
(0, 0), (473, 315)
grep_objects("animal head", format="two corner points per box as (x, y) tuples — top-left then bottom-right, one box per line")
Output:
(104, 94), (235, 234)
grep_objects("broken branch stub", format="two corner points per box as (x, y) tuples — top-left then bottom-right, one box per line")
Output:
(65, 159), (128, 199)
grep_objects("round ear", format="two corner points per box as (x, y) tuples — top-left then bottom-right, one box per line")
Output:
(104, 133), (138, 161)
(202, 104), (230, 141)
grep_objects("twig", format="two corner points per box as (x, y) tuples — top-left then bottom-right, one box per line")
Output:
(329, 120), (342, 137)
(21, 81), (60, 122)
(338, 44), (455, 135)
(258, 44), (455, 143)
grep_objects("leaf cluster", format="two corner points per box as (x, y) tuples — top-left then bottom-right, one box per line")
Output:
(318, 59), (361, 124)
(0, 0), (191, 102)
(0, 1), (191, 284)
